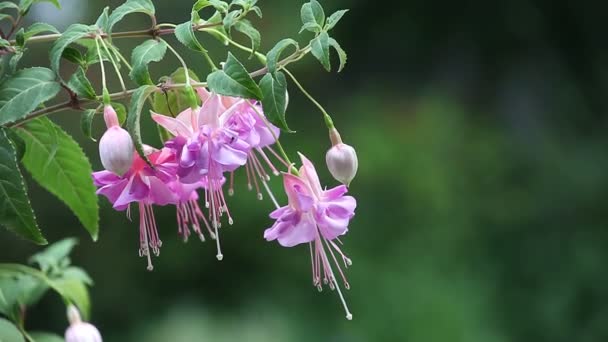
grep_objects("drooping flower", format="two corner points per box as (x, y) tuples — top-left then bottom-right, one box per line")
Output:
(65, 305), (102, 342)
(326, 128), (358, 186)
(92, 147), (178, 270)
(264, 153), (356, 320)
(169, 180), (215, 243)
(98, 105), (134, 176)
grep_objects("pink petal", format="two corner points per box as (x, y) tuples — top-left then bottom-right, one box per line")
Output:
(276, 214), (317, 247)
(297, 152), (322, 196)
(147, 177), (177, 206)
(323, 185), (348, 201)
(282, 173), (315, 212)
(151, 112), (193, 137)
(212, 144), (248, 169)
(198, 94), (221, 127)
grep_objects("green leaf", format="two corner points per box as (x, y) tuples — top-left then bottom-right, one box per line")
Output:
(259, 72), (292, 132)
(15, 28), (25, 47)
(50, 24), (95, 76)
(19, 0), (60, 14)
(223, 9), (241, 35)
(4, 129), (25, 161)
(328, 37), (347, 72)
(325, 9), (348, 31)
(0, 318), (25, 342)
(80, 109), (97, 142)
(175, 18), (206, 53)
(266, 38), (298, 74)
(113, 102), (127, 125)
(207, 52), (262, 99)
(129, 39), (168, 86)
(8, 51), (24, 75)
(29, 332), (64, 342)
(15, 118), (99, 241)
(127, 85), (157, 164)
(23, 22), (59, 41)
(233, 20), (260, 56)
(29, 238), (78, 273)
(0, 67), (61, 126)
(0, 128), (46, 245)
(0, 2), (19, 12)
(152, 68), (201, 116)
(209, 0), (229, 13)
(107, 0), (155, 34)
(251, 5), (262, 18)
(61, 47), (85, 66)
(95, 6), (110, 32)
(192, 0), (211, 11)
(311, 31), (330, 71)
(199, 11), (229, 45)
(0, 270), (47, 320)
(298, 21), (321, 34)
(67, 67), (96, 100)
(300, 0), (324, 31)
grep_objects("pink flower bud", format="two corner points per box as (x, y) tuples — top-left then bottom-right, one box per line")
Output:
(326, 129), (358, 186)
(99, 105), (134, 176)
(65, 305), (102, 342)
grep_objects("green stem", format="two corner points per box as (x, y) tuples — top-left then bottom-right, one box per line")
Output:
(164, 39), (192, 85)
(94, 38), (110, 104)
(200, 28), (267, 64)
(283, 68), (334, 129)
(98, 37), (127, 93)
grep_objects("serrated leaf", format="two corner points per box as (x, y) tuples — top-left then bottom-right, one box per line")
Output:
(50, 24), (95, 76)
(260, 72), (292, 132)
(233, 20), (260, 56)
(129, 39), (167, 86)
(67, 67), (96, 99)
(199, 11), (229, 45)
(328, 37), (347, 72)
(19, 0), (60, 14)
(16, 118), (99, 241)
(107, 0), (154, 34)
(23, 22), (58, 41)
(251, 5), (262, 18)
(0, 2), (19, 12)
(8, 51), (23, 74)
(61, 46), (85, 65)
(325, 9), (348, 31)
(95, 6), (110, 32)
(266, 38), (298, 74)
(4, 129), (25, 161)
(311, 31), (330, 71)
(127, 85), (157, 164)
(152, 67), (201, 116)
(29, 238), (78, 273)
(0, 128), (46, 245)
(300, 0), (324, 31)
(0, 318), (25, 342)
(207, 52), (262, 99)
(175, 18), (206, 53)
(28, 332), (64, 342)
(0, 67), (61, 126)
(223, 9), (241, 35)
(80, 109), (97, 142)
(299, 21), (321, 34)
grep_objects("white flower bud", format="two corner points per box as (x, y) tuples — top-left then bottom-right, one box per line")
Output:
(65, 305), (102, 342)
(99, 105), (134, 176)
(326, 129), (358, 186)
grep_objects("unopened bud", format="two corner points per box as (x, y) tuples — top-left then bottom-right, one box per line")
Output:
(326, 129), (358, 186)
(99, 105), (134, 176)
(65, 305), (103, 342)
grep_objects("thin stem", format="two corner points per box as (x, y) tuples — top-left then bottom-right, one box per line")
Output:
(99, 37), (127, 93)
(164, 39), (191, 85)
(283, 68), (334, 129)
(200, 28), (267, 64)
(109, 44), (133, 71)
(94, 38), (108, 95)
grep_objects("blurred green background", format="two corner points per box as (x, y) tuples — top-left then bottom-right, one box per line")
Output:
(2, 0), (608, 341)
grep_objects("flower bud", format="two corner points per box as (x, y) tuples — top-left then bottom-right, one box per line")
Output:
(99, 105), (134, 176)
(65, 305), (102, 342)
(326, 129), (358, 186)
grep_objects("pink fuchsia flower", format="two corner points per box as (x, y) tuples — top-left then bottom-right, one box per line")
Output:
(264, 153), (356, 320)
(65, 305), (102, 342)
(92, 147), (178, 270)
(98, 105), (134, 176)
(169, 180), (216, 243)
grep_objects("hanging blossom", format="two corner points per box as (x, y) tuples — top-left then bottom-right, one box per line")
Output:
(93, 146), (178, 270)
(264, 153), (357, 320)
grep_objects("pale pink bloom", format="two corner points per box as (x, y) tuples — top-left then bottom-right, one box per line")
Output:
(65, 305), (102, 342)
(98, 105), (134, 176)
(325, 128), (358, 186)
(264, 153), (356, 320)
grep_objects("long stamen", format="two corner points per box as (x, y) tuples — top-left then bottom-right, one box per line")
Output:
(317, 233), (352, 320)
(228, 171), (235, 196)
(256, 147), (280, 176)
(139, 202), (154, 271)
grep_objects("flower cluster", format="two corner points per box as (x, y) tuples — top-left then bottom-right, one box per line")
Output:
(92, 89), (357, 318)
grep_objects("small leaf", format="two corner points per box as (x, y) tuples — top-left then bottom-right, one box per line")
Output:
(152, 67), (201, 116)
(107, 0), (155, 34)
(328, 37), (347, 72)
(29, 238), (78, 273)
(95, 6), (110, 32)
(61, 47), (85, 66)
(0, 67), (61, 127)
(199, 11), (229, 45)
(192, 0), (211, 11)
(50, 24), (95, 76)
(67, 67), (96, 99)
(19, 0), (60, 14)
(23, 22), (58, 41)
(16, 118), (99, 241)
(129, 39), (168, 86)
(207, 52), (262, 99)
(80, 109), (97, 141)
(325, 9), (348, 31)
(8, 51), (24, 74)
(0, 2), (19, 12)
(251, 5), (262, 18)
(15, 28), (25, 47)
(233, 19), (260, 56)
(223, 9), (241, 35)
(298, 21), (321, 34)
(266, 38), (298, 74)
(259, 72), (292, 132)
(127, 85), (157, 164)
(311, 31), (330, 71)
(209, 0), (229, 13)
(0, 318), (25, 342)
(0, 128), (46, 245)
(28, 332), (64, 342)
(175, 17), (206, 53)
(300, 0), (324, 31)
(113, 102), (127, 125)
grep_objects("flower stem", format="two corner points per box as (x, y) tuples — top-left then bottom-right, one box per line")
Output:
(283, 68), (334, 129)
(164, 39), (192, 85)
(94, 38), (110, 104)
(99, 37), (127, 93)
